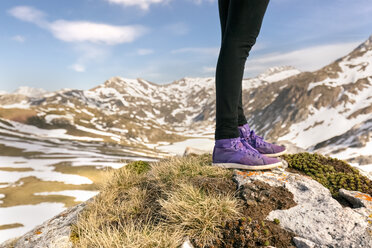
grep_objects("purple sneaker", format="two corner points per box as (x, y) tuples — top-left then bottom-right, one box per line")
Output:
(212, 137), (282, 170)
(238, 123), (287, 157)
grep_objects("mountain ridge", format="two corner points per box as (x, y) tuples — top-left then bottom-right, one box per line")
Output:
(0, 35), (371, 166)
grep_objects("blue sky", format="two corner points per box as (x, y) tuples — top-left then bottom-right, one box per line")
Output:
(0, 0), (371, 92)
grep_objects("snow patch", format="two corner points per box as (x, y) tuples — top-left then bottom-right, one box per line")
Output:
(0, 203), (65, 243)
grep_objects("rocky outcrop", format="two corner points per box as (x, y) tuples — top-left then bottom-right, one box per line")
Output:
(339, 188), (372, 209)
(0, 201), (89, 248)
(234, 168), (372, 248)
(3, 160), (372, 247)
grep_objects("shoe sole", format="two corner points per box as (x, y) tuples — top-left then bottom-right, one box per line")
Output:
(212, 161), (282, 170)
(263, 148), (287, 158)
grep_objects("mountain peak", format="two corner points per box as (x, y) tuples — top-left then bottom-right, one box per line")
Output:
(13, 86), (47, 98)
(365, 34), (372, 45)
(353, 34), (372, 53)
(97, 76), (134, 90)
(257, 66), (301, 82)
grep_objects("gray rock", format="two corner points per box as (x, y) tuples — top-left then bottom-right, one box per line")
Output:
(293, 237), (315, 248)
(1, 200), (89, 248)
(0, 238), (18, 248)
(339, 188), (372, 208)
(293, 237), (323, 248)
(234, 169), (372, 248)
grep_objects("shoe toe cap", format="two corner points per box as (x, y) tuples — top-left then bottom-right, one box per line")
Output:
(262, 155), (281, 165)
(273, 144), (286, 153)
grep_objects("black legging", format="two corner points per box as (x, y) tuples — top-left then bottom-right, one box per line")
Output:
(215, 0), (270, 140)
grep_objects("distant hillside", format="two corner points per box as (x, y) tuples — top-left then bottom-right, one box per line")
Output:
(0, 35), (371, 166)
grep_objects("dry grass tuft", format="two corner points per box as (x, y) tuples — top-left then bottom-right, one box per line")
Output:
(72, 155), (239, 248)
(72, 220), (184, 248)
(159, 183), (242, 246)
(150, 154), (232, 188)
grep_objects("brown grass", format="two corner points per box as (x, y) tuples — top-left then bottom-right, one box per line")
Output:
(71, 154), (241, 248)
(159, 183), (241, 246)
(0, 108), (37, 123)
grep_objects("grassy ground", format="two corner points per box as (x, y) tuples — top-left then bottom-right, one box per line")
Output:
(0, 162), (108, 208)
(0, 144), (44, 157)
(0, 176), (97, 208)
(4, 150), (366, 247)
(71, 154), (296, 248)
(0, 108), (37, 123)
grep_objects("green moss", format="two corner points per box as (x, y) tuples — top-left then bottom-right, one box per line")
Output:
(125, 161), (151, 174)
(281, 152), (372, 198)
(273, 218), (280, 225)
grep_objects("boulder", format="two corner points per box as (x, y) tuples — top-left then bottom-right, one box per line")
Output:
(234, 169), (372, 248)
(293, 237), (320, 248)
(339, 188), (372, 209)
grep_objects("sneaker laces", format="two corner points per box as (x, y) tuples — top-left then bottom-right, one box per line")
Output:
(240, 137), (261, 158)
(249, 130), (267, 148)
(230, 138), (247, 152)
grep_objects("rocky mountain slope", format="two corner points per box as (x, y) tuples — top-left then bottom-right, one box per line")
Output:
(0, 66), (301, 150)
(0, 36), (371, 166)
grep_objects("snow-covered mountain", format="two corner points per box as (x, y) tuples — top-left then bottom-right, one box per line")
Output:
(0, 35), (371, 167)
(257, 66), (301, 83)
(246, 35), (372, 166)
(13, 86), (47, 98)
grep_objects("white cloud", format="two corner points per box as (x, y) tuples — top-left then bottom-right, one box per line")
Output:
(105, 0), (169, 10)
(171, 46), (219, 55)
(190, 0), (215, 5)
(104, 0), (215, 11)
(8, 6), (149, 72)
(12, 35), (25, 43)
(70, 64), (86, 72)
(137, 49), (154, 55)
(244, 41), (362, 75)
(48, 20), (147, 45)
(9, 6), (148, 45)
(8, 6), (46, 26)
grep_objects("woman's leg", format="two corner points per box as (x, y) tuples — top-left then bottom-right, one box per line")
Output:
(238, 90), (248, 126)
(218, 0), (230, 41)
(218, 0), (248, 127)
(215, 0), (270, 140)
